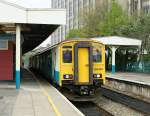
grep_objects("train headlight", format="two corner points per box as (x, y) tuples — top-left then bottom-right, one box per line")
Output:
(65, 75), (69, 79)
(93, 74), (101, 78)
(63, 74), (73, 79)
(97, 74), (100, 78)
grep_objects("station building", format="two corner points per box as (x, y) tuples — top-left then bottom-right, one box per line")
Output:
(0, 0), (66, 89)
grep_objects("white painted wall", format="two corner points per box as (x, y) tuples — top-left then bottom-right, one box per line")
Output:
(27, 9), (66, 25)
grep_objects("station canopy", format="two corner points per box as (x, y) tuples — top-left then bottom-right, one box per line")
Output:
(0, 0), (66, 53)
(92, 36), (142, 47)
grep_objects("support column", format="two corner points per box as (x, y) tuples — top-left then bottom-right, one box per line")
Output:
(110, 46), (118, 73)
(16, 24), (21, 89)
(137, 46), (141, 62)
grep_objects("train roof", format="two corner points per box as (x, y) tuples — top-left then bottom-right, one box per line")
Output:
(60, 38), (104, 44)
(31, 38), (104, 56)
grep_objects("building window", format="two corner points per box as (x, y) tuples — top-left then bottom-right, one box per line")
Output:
(0, 40), (8, 50)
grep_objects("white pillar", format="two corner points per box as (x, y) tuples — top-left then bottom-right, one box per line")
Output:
(16, 24), (21, 89)
(110, 46), (118, 73)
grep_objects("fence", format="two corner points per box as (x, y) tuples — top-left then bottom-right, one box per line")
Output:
(126, 61), (150, 73)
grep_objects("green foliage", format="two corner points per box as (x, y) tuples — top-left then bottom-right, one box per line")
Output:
(99, 1), (129, 36)
(81, 2), (107, 38)
(66, 29), (85, 39)
(143, 54), (150, 61)
(81, 11), (102, 38)
(66, 0), (108, 38)
(117, 14), (150, 53)
(66, 0), (129, 38)
(133, 14), (150, 51)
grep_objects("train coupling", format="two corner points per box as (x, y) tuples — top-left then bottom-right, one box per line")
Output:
(80, 86), (88, 95)
(80, 86), (95, 95)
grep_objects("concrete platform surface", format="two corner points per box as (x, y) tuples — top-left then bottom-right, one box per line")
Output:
(0, 69), (84, 116)
(0, 89), (18, 116)
(107, 72), (150, 86)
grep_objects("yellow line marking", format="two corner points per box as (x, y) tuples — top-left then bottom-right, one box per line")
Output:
(30, 71), (61, 116)
(42, 89), (61, 116)
(38, 77), (85, 116)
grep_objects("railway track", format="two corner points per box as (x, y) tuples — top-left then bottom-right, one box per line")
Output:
(71, 101), (112, 116)
(72, 101), (101, 116)
(58, 87), (112, 116)
(100, 87), (150, 115)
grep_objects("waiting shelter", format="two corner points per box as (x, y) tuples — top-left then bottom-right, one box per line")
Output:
(92, 36), (142, 73)
(0, 0), (66, 89)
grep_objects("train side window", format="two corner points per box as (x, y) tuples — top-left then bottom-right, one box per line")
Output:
(93, 47), (102, 63)
(63, 49), (72, 63)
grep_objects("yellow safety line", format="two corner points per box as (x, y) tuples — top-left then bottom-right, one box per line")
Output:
(31, 72), (61, 116)
(42, 89), (61, 116)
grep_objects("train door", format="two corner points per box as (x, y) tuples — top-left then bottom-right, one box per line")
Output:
(78, 48), (89, 83)
(74, 42), (93, 85)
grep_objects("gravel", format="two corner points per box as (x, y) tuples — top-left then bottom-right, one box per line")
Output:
(93, 95), (146, 116)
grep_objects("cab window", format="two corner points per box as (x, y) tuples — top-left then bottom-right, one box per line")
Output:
(63, 49), (72, 63)
(93, 47), (102, 63)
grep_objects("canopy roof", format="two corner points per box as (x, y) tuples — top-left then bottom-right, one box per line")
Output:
(92, 36), (142, 47)
(0, 0), (66, 53)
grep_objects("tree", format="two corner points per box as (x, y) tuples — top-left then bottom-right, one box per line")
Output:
(117, 14), (150, 53)
(66, 29), (85, 39)
(66, 0), (129, 38)
(131, 14), (150, 53)
(66, 0), (108, 39)
(99, 0), (129, 36)
(81, 0), (108, 38)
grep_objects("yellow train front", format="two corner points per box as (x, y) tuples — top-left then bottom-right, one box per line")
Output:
(30, 39), (105, 95)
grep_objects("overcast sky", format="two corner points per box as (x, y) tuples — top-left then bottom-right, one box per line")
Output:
(5, 0), (51, 8)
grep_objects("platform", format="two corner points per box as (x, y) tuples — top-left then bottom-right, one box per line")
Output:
(105, 72), (150, 102)
(0, 69), (84, 116)
(107, 72), (150, 86)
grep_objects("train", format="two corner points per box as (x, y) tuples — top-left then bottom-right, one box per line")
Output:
(30, 39), (106, 95)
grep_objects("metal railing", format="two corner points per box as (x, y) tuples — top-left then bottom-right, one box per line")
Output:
(126, 61), (150, 73)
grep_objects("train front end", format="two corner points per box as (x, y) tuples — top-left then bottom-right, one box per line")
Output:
(59, 39), (105, 95)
